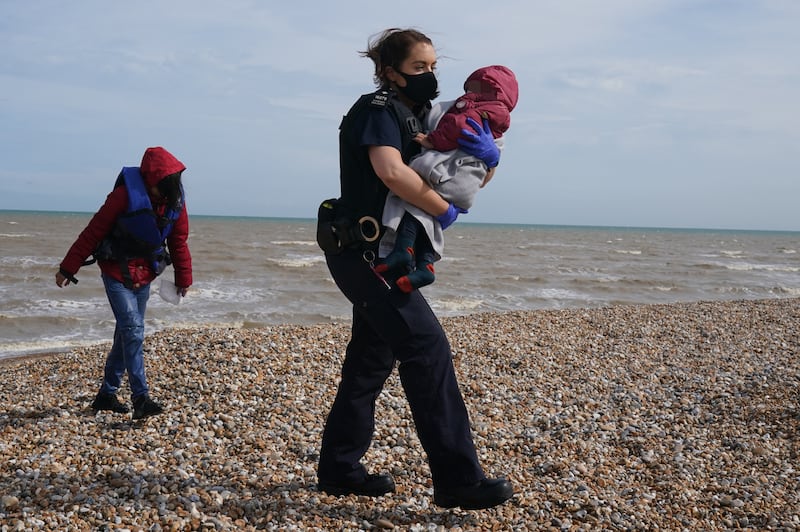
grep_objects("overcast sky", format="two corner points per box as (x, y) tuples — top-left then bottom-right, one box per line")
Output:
(1, 1), (798, 231)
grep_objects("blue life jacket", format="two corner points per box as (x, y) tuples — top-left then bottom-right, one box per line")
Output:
(116, 166), (182, 252)
(90, 167), (184, 287)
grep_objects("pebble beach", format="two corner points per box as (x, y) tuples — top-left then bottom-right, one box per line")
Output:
(1, 298), (798, 531)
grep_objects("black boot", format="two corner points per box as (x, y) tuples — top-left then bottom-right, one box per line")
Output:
(318, 473), (396, 497)
(132, 395), (164, 420)
(91, 392), (129, 414)
(434, 478), (514, 510)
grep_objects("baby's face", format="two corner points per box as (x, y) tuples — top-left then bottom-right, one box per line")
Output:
(464, 80), (481, 94)
(465, 80), (497, 99)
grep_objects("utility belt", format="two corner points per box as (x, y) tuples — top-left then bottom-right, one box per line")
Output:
(315, 198), (381, 255)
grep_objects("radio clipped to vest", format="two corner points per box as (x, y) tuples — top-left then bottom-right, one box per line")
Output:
(315, 198), (380, 255)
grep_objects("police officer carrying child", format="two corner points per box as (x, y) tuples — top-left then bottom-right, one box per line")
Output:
(315, 28), (514, 510)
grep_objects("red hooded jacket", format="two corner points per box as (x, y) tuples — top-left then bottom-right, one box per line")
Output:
(425, 65), (519, 152)
(60, 147), (193, 289)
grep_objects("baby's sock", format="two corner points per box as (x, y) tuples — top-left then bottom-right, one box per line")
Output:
(374, 245), (414, 274)
(396, 262), (436, 293)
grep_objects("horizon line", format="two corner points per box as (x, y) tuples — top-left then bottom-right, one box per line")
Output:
(1, 208), (798, 234)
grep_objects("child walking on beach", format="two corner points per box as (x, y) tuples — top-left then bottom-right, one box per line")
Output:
(55, 146), (192, 420)
(379, 65), (518, 292)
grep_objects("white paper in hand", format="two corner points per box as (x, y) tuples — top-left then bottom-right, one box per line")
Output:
(159, 278), (181, 305)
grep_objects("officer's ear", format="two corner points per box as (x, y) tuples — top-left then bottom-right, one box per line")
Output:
(385, 66), (405, 87)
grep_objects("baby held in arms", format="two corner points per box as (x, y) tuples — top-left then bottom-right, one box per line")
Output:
(379, 64), (519, 292)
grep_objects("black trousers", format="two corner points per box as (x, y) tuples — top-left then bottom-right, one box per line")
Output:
(317, 249), (485, 489)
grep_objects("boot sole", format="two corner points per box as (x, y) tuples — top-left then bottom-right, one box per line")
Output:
(317, 479), (395, 497)
(434, 488), (514, 510)
(132, 410), (163, 420)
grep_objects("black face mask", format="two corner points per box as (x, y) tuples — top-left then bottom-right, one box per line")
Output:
(396, 71), (439, 105)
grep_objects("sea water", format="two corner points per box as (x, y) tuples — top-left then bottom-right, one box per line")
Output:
(1, 210), (798, 359)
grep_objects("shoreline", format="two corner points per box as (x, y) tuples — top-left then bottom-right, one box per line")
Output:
(0, 349), (73, 368)
(1, 297), (798, 529)
(2, 295), (797, 364)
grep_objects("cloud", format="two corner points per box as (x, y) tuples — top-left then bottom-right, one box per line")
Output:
(1, 0), (799, 229)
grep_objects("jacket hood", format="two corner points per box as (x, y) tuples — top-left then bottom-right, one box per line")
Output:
(140, 147), (186, 188)
(465, 65), (519, 113)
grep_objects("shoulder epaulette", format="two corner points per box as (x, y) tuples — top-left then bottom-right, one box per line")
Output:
(368, 89), (391, 109)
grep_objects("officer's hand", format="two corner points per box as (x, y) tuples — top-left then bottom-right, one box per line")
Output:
(436, 203), (468, 230)
(458, 117), (500, 168)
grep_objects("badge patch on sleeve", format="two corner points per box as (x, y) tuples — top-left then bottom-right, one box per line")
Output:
(369, 90), (390, 108)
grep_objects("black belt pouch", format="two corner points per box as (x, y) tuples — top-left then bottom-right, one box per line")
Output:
(316, 198), (344, 254)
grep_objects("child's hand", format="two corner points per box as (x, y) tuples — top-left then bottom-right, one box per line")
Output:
(480, 167), (496, 188)
(414, 133), (434, 150)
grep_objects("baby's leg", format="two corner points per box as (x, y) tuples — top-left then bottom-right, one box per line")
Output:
(396, 233), (437, 293)
(375, 212), (419, 274)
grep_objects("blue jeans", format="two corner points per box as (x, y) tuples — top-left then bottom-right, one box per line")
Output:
(100, 274), (150, 399)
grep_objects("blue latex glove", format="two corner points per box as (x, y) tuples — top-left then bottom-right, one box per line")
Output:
(458, 117), (500, 168)
(436, 203), (468, 230)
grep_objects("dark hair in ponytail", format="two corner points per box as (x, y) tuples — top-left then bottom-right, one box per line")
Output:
(360, 28), (434, 88)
